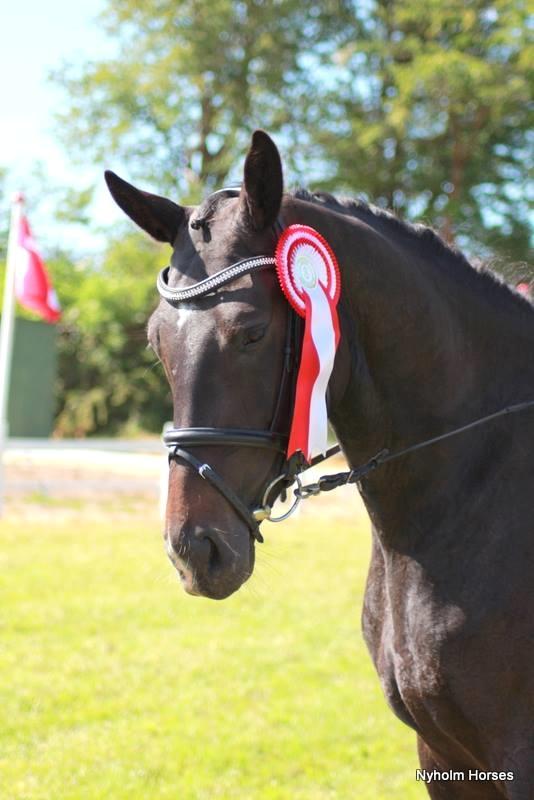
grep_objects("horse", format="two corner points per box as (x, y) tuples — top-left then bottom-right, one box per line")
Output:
(105, 130), (534, 799)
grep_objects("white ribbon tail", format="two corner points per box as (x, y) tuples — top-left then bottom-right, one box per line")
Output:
(307, 283), (337, 458)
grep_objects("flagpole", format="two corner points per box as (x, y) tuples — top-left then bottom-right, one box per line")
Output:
(0, 193), (23, 516)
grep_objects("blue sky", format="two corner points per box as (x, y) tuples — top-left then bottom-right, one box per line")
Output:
(1, 0), (120, 250)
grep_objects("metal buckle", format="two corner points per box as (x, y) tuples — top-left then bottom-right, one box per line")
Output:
(295, 481), (321, 499)
(252, 473), (302, 524)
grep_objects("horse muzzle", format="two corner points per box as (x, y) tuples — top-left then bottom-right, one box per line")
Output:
(165, 521), (255, 600)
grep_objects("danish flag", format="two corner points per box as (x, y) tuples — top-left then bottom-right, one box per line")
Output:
(13, 207), (61, 323)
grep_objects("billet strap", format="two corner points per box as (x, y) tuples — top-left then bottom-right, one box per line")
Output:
(157, 256), (276, 305)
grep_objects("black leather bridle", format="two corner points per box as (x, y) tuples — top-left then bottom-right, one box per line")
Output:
(157, 189), (323, 542)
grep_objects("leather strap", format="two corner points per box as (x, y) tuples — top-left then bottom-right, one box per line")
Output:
(164, 427), (287, 451)
(170, 447), (264, 542)
(157, 256), (276, 305)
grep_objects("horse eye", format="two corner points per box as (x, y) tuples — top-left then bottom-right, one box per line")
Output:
(243, 324), (267, 346)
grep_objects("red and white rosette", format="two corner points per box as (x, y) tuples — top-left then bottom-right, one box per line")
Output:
(276, 224), (341, 463)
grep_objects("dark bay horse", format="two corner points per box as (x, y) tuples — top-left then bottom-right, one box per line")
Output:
(105, 130), (534, 799)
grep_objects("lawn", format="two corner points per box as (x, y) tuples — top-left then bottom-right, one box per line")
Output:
(0, 496), (425, 800)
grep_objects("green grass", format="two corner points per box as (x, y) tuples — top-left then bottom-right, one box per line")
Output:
(23, 492), (87, 510)
(0, 501), (425, 800)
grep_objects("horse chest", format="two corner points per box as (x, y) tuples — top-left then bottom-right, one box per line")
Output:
(361, 512), (534, 779)
(362, 533), (467, 731)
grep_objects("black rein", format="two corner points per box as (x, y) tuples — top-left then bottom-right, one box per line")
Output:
(296, 399), (534, 499)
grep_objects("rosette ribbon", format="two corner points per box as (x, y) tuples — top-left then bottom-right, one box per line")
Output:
(275, 224), (341, 463)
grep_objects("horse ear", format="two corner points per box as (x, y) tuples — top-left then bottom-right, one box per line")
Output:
(240, 130), (283, 231)
(104, 171), (184, 244)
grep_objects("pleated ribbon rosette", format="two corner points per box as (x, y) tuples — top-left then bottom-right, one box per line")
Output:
(275, 224), (341, 463)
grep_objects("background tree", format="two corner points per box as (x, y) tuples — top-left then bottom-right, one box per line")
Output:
(51, 231), (171, 436)
(309, 0), (533, 260)
(53, 0), (350, 200)
(0, 161), (172, 437)
(1, 226), (171, 437)
(54, 1), (532, 259)
(0, 169), (10, 262)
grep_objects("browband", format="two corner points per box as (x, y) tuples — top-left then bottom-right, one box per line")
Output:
(157, 256), (276, 305)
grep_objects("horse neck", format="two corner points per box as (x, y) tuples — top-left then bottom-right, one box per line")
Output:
(288, 199), (534, 538)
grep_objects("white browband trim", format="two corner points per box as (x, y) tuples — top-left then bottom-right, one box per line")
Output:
(157, 256), (277, 304)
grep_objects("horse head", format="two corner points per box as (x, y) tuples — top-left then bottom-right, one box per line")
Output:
(105, 131), (328, 599)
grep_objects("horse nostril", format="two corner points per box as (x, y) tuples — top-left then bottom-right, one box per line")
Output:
(167, 529), (230, 588)
(189, 531), (224, 577)
(205, 535), (221, 573)
(187, 533), (211, 572)
(188, 530), (225, 569)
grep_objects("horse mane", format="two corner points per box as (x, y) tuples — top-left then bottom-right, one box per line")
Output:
(292, 188), (532, 315)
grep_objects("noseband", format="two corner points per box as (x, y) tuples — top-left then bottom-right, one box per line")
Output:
(157, 189), (319, 542)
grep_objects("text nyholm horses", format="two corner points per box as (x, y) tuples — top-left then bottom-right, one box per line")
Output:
(106, 130), (534, 799)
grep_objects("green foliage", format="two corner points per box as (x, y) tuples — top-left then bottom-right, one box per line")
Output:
(0, 222), (170, 438)
(310, 0), (533, 260)
(53, 0), (532, 261)
(0, 168), (9, 261)
(53, 185), (95, 227)
(52, 231), (171, 436)
(52, 0), (347, 200)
